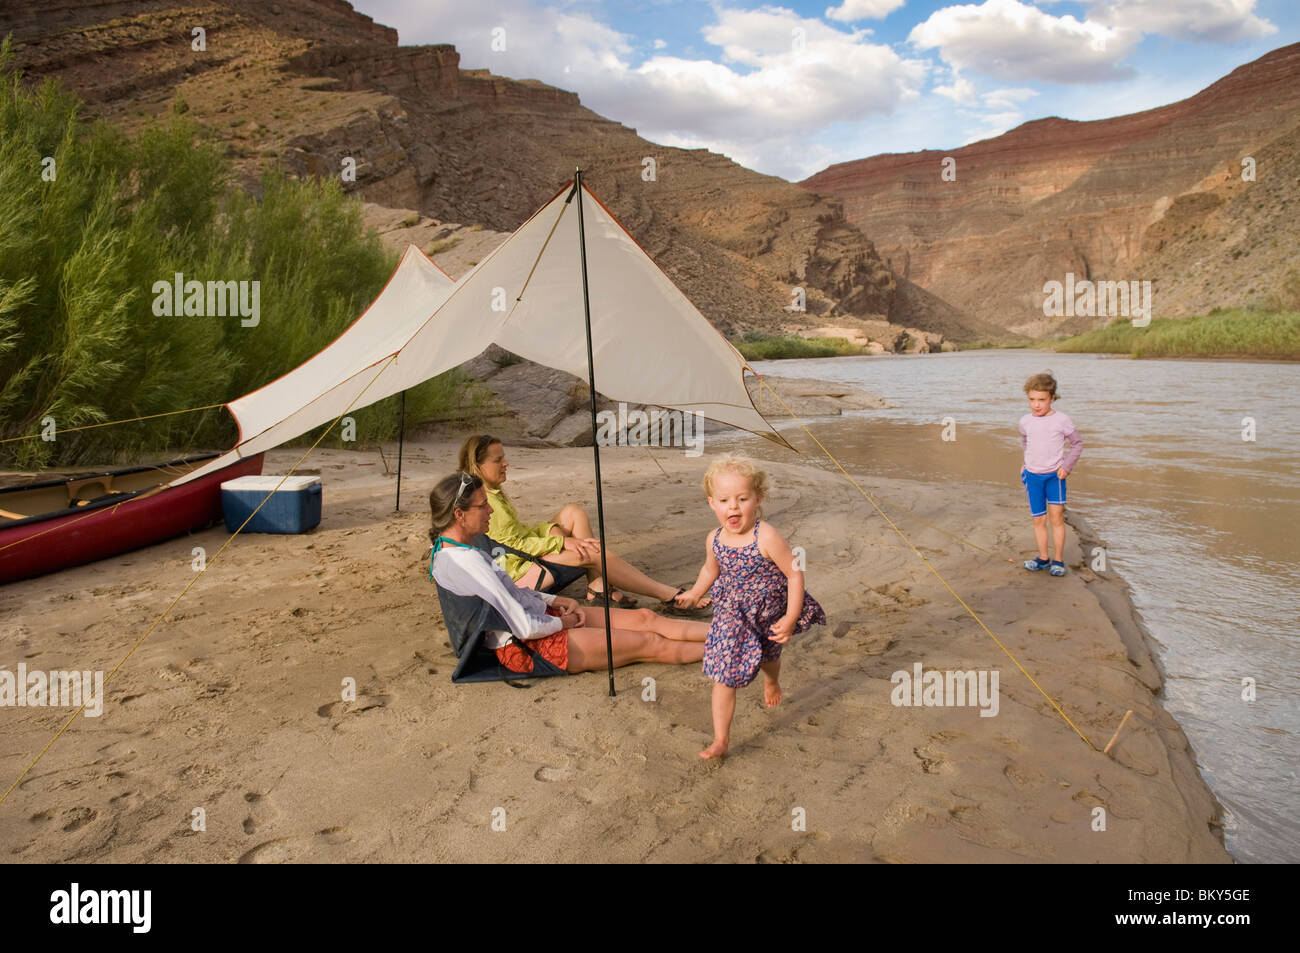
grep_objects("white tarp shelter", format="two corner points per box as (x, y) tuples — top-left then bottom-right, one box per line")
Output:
(171, 180), (784, 487)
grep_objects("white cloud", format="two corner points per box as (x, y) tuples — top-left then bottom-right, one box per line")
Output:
(653, 38), (667, 49)
(982, 86), (1037, 110)
(617, 8), (929, 159)
(1087, 0), (1276, 44)
(935, 75), (978, 104)
(960, 109), (1026, 144)
(825, 0), (906, 22)
(909, 0), (1141, 83)
(354, 2), (927, 179)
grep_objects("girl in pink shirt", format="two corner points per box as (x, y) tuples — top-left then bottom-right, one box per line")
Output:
(1018, 372), (1083, 577)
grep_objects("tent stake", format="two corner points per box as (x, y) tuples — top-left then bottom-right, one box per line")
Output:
(395, 390), (406, 512)
(1103, 710), (1134, 756)
(572, 169), (616, 697)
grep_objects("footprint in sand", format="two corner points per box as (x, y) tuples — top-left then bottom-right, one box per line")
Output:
(534, 765), (572, 782)
(912, 746), (944, 774)
(242, 791), (280, 835)
(316, 694), (391, 720)
(871, 583), (928, 608)
(61, 806), (97, 832)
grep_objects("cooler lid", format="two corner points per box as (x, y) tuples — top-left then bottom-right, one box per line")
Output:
(220, 475), (321, 492)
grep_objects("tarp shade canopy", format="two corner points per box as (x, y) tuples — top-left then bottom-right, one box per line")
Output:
(172, 181), (784, 488)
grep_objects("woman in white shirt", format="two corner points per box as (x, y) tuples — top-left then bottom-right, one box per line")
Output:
(430, 472), (707, 676)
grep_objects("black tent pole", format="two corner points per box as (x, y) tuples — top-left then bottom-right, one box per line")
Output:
(395, 390), (405, 512)
(571, 169), (616, 697)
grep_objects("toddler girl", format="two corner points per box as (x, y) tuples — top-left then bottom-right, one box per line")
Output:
(675, 455), (825, 759)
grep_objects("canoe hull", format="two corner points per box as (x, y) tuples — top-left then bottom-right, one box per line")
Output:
(0, 454), (264, 584)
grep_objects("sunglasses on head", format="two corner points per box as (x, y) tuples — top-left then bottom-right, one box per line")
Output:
(454, 472), (475, 508)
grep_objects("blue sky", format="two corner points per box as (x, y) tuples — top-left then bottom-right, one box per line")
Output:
(352, 1), (1298, 180)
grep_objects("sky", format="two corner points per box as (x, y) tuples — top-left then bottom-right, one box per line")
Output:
(351, 0), (1299, 180)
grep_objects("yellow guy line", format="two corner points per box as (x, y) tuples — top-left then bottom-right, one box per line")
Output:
(758, 378), (1099, 752)
(0, 404), (227, 444)
(0, 357), (400, 807)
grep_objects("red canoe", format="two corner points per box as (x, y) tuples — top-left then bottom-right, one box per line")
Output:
(0, 452), (264, 584)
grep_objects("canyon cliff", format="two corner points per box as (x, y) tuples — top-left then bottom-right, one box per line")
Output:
(6, 0), (978, 342)
(802, 44), (1300, 336)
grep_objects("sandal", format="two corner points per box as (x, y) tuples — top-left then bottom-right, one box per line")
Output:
(1049, 560), (1066, 577)
(1023, 557), (1051, 572)
(586, 587), (638, 608)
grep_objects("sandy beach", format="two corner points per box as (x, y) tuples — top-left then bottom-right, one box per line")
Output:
(0, 430), (1230, 863)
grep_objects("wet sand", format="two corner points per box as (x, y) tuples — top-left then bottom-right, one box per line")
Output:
(0, 437), (1229, 862)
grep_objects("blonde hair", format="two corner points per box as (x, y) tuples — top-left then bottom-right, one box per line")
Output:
(457, 433), (501, 484)
(702, 454), (770, 499)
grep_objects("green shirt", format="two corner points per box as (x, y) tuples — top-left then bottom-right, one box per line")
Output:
(486, 487), (565, 580)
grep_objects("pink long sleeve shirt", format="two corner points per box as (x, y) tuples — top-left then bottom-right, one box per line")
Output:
(1019, 411), (1083, 474)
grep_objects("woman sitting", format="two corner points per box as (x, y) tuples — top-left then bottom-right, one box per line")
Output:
(429, 471), (707, 681)
(457, 434), (693, 610)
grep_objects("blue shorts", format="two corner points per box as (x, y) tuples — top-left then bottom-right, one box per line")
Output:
(1021, 469), (1066, 517)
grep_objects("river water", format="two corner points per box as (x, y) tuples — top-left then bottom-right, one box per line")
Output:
(728, 350), (1298, 863)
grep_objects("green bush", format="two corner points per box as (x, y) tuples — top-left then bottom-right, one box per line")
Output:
(1054, 310), (1300, 360)
(732, 332), (862, 360)
(0, 40), (479, 468)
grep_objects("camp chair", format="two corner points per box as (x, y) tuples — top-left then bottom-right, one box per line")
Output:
(430, 536), (580, 683)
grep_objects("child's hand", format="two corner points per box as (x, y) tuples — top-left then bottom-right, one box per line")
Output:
(769, 614), (796, 643)
(1056, 467), (1069, 479)
(674, 589), (700, 609)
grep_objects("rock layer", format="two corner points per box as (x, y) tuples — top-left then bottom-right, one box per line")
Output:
(803, 43), (1300, 335)
(6, 0), (979, 339)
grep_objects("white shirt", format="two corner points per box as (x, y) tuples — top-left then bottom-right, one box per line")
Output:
(431, 543), (561, 650)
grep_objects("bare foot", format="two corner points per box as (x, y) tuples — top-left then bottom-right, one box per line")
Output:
(763, 678), (783, 708)
(700, 738), (728, 759)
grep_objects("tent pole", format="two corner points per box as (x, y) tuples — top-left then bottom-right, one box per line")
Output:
(572, 169), (617, 697)
(395, 390), (406, 512)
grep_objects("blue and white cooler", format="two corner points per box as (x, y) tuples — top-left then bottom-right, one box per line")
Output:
(220, 475), (323, 534)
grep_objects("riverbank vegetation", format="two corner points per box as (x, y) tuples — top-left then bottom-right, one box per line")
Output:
(1053, 307), (1300, 360)
(732, 332), (862, 360)
(0, 40), (479, 470)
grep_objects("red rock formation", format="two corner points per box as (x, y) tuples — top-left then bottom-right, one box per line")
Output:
(803, 43), (1300, 335)
(8, 0), (964, 339)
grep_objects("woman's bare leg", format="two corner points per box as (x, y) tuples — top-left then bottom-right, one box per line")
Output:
(546, 501), (682, 603)
(589, 551), (678, 603)
(551, 503), (594, 539)
(537, 539), (679, 603)
(582, 606), (707, 642)
(566, 627), (703, 672)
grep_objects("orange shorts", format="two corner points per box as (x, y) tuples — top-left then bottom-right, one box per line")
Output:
(494, 608), (569, 674)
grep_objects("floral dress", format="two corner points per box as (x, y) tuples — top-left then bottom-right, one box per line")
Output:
(701, 520), (826, 688)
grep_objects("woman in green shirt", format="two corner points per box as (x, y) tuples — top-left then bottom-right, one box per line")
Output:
(458, 434), (691, 610)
